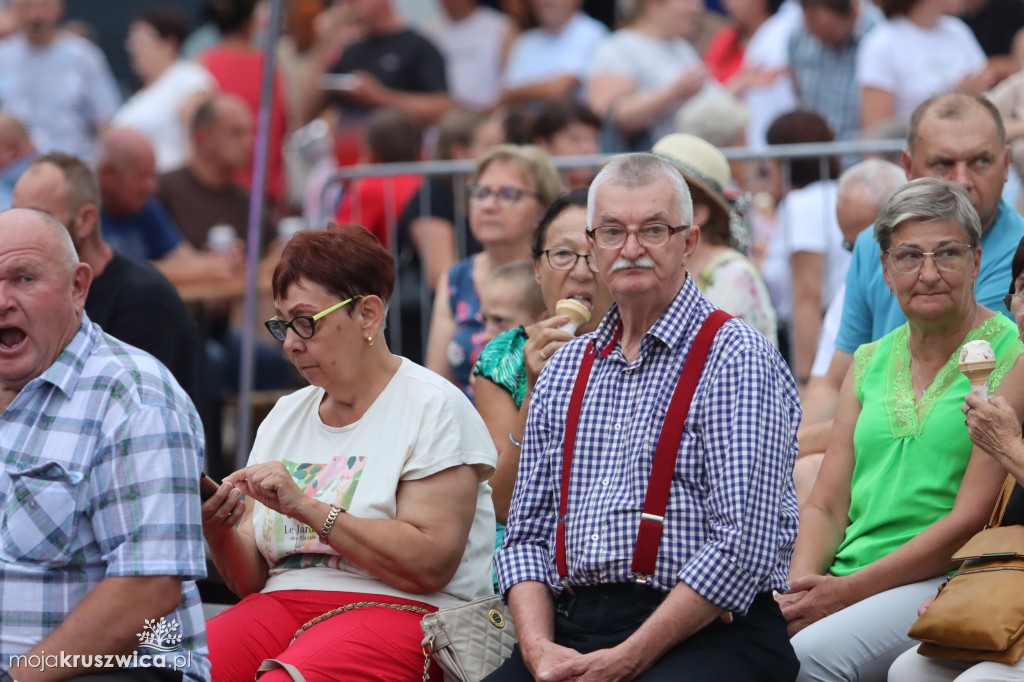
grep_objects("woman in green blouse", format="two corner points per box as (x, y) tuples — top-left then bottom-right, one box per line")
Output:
(778, 178), (1024, 681)
(473, 188), (612, 524)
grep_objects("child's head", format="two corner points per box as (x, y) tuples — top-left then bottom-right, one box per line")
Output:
(479, 260), (547, 342)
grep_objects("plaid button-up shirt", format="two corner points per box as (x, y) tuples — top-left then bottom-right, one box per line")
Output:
(0, 315), (209, 681)
(496, 278), (801, 614)
(788, 3), (882, 143)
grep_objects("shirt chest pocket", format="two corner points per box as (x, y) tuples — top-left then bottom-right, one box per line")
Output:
(1, 462), (85, 567)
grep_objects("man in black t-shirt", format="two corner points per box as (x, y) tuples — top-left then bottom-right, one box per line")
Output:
(305, 0), (452, 166)
(10, 153), (200, 409)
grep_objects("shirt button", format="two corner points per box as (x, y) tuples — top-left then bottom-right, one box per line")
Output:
(624, 368), (633, 375)
(591, 533), (599, 541)
(28, 500), (38, 510)
(613, 424), (621, 431)
(602, 478), (610, 486)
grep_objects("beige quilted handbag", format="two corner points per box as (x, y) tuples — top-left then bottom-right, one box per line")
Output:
(420, 595), (518, 682)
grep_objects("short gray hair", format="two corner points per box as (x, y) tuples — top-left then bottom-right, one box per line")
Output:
(675, 91), (750, 148)
(838, 159), (907, 207)
(874, 178), (981, 251)
(588, 153), (693, 227)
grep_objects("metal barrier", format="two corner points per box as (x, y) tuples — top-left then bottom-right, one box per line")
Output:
(316, 138), (906, 360)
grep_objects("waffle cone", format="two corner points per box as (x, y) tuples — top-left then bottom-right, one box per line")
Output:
(555, 299), (591, 327)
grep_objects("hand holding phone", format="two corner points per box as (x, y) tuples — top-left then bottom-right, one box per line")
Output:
(199, 473), (221, 502)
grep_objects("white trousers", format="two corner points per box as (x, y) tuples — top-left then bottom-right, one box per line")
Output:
(888, 646), (1024, 681)
(792, 578), (939, 682)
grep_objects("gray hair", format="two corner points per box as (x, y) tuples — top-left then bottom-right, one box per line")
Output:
(588, 153), (693, 227)
(838, 159), (907, 207)
(675, 91), (750, 148)
(874, 178), (981, 251)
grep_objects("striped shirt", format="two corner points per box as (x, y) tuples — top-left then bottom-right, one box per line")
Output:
(0, 315), (209, 681)
(496, 277), (801, 614)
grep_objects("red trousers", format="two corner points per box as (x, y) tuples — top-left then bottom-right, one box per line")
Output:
(207, 590), (441, 681)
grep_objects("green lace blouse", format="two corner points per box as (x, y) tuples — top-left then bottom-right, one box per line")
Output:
(830, 315), (1024, 577)
(472, 327), (529, 409)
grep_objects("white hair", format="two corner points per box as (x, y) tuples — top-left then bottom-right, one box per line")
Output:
(837, 159), (907, 208)
(588, 153), (693, 227)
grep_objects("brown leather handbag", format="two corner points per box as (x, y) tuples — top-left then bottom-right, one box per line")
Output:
(908, 475), (1024, 664)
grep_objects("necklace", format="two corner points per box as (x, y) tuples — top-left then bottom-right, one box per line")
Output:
(907, 305), (980, 399)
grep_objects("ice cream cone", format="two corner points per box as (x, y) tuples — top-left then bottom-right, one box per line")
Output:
(555, 299), (591, 334)
(958, 339), (997, 399)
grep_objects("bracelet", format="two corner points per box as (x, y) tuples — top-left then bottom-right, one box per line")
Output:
(508, 432), (523, 448)
(319, 504), (344, 542)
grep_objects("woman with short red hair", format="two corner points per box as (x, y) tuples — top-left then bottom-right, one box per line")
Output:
(202, 226), (497, 681)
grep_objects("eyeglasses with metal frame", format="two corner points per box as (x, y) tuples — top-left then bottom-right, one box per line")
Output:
(884, 243), (975, 274)
(265, 295), (365, 342)
(467, 185), (539, 206)
(586, 223), (690, 249)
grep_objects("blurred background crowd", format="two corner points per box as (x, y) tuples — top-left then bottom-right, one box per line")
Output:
(5, 0), (1024, 473)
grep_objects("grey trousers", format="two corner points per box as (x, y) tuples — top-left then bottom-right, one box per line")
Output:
(792, 577), (939, 682)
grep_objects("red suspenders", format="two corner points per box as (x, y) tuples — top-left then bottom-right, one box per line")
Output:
(555, 310), (732, 584)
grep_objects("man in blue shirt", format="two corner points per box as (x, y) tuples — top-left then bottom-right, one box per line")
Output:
(489, 154), (800, 681)
(800, 93), (1024, 453)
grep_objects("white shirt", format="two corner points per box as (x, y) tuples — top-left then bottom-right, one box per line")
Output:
(113, 60), (216, 172)
(427, 7), (510, 110)
(503, 12), (608, 89)
(811, 282), (844, 377)
(587, 28), (710, 141)
(741, 0), (802, 147)
(249, 358), (498, 608)
(762, 180), (850, 322)
(856, 15), (986, 120)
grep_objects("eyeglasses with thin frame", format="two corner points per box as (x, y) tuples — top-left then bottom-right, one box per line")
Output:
(1005, 292), (1024, 314)
(884, 243), (975, 274)
(467, 185), (539, 206)
(265, 295), (364, 342)
(540, 248), (599, 273)
(586, 223), (690, 249)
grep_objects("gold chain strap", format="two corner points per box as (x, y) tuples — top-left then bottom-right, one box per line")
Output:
(422, 638), (434, 681)
(289, 601), (431, 645)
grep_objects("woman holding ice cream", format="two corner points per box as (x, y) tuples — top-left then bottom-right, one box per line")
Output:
(472, 189), (612, 523)
(778, 178), (1024, 681)
(888, 238), (1024, 680)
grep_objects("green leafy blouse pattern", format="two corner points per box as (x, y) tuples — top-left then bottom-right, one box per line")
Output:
(472, 327), (529, 409)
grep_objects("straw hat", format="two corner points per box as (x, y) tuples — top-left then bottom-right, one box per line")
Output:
(651, 133), (732, 227)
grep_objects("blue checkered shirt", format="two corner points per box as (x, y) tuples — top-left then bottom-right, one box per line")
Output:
(0, 315), (209, 681)
(788, 3), (882, 143)
(495, 278), (801, 614)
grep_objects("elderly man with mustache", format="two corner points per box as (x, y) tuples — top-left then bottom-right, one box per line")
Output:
(486, 153), (802, 682)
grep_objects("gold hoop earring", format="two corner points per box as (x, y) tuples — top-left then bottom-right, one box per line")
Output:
(367, 336), (373, 346)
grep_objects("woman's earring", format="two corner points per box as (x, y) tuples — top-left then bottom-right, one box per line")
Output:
(367, 336), (373, 346)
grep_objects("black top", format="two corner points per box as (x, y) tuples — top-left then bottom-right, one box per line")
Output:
(329, 28), (448, 116)
(964, 0), (1024, 57)
(86, 251), (199, 402)
(395, 177), (481, 272)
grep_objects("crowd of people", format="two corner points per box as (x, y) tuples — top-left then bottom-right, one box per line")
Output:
(3, 0), (1024, 681)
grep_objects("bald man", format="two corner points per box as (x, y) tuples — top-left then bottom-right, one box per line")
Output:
(96, 127), (241, 287)
(0, 207), (210, 681)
